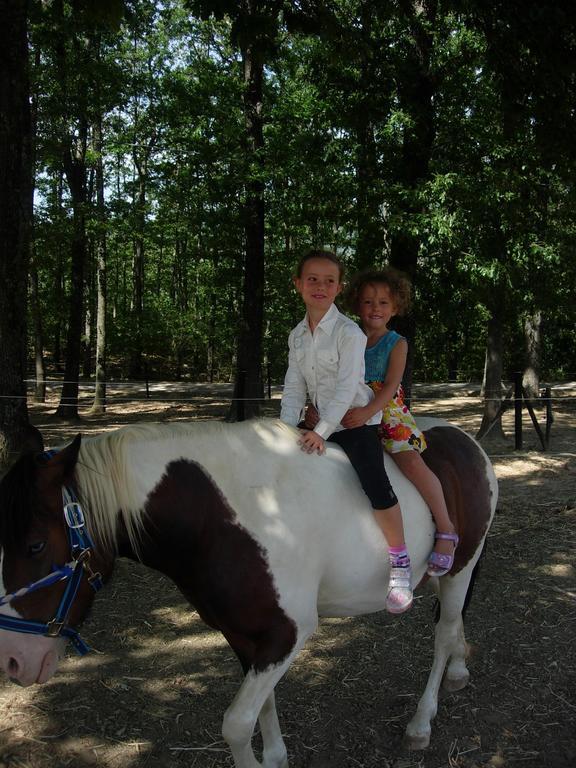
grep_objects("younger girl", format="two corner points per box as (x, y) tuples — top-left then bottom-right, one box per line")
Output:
(281, 251), (413, 613)
(342, 268), (458, 576)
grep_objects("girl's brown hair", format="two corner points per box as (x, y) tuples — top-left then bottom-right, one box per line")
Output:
(345, 267), (412, 316)
(295, 249), (345, 281)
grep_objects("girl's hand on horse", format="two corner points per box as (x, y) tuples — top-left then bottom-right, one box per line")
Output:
(341, 406), (370, 429)
(304, 404), (320, 429)
(298, 430), (326, 455)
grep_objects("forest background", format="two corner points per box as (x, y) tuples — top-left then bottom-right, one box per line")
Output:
(1, 0), (576, 464)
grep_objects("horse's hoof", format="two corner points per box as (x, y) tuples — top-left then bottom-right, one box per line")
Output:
(404, 731), (431, 750)
(442, 670), (470, 692)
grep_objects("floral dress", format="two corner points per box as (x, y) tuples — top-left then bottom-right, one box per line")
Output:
(365, 331), (427, 455)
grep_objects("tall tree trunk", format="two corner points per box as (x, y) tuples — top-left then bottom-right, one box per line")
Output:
(389, 0), (437, 403)
(83, 301), (92, 378)
(0, 0), (33, 464)
(228, 38), (265, 420)
(82, 233), (94, 379)
(30, 266), (47, 403)
(53, 173), (65, 371)
(477, 288), (506, 440)
(355, 6), (384, 269)
(129, 184), (145, 379)
(90, 114), (107, 414)
(55, 124), (88, 420)
(129, 135), (155, 379)
(29, 45), (46, 404)
(522, 310), (541, 399)
(355, 114), (382, 269)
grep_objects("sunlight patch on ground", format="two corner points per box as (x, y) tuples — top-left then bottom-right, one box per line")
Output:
(129, 632), (228, 659)
(91, 739), (154, 766)
(539, 563), (574, 579)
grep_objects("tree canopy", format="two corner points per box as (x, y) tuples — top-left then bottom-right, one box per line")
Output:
(1, 0), (575, 456)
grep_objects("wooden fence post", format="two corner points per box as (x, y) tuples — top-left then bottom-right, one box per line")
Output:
(237, 370), (246, 422)
(544, 386), (553, 448)
(514, 371), (523, 450)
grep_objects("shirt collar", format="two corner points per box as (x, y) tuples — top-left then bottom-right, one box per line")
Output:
(296, 303), (341, 336)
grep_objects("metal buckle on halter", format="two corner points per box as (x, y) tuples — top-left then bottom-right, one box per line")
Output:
(46, 618), (65, 637)
(73, 549), (103, 590)
(87, 570), (103, 589)
(64, 502), (85, 529)
(74, 547), (90, 563)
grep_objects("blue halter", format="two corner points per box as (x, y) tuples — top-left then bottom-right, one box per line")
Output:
(0, 475), (103, 656)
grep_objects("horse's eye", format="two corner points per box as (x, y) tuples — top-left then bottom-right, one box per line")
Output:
(28, 542), (46, 556)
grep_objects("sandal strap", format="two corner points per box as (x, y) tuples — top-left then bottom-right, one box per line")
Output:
(435, 532), (459, 544)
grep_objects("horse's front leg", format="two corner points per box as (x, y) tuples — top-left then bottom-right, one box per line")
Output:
(259, 691), (288, 768)
(223, 621), (315, 768)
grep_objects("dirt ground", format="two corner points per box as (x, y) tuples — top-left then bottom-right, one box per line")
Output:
(0, 382), (574, 768)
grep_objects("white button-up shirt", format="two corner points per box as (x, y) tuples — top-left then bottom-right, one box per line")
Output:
(280, 304), (381, 439)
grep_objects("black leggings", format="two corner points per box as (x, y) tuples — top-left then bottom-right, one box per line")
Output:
(328, 425), (398, 510)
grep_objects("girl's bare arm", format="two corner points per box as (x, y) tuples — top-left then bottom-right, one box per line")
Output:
(341, 339), (407, 428)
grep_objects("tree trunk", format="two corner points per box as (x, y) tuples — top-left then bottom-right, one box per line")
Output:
(29, 45), (46, 404)
(30, 266), (47, 403)
(89, 114), (107, 414)
(55, 125), (88, 420)
(477, 299), (506, 440)
(128, 134), (154, 379)
(355, 114), (382, 269)
(522, 310), (541, 399)
(0, 0), (33, 466)
(355, 6), (384, 269)
(82, 266), (93, 379)
(389, 0), (437, 404)
(52, 173), (65, 371)
(228, 39), (265, 420)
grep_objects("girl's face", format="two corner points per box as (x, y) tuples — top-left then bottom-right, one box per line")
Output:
(294, 257), (342, 314)
(358, 283), (397, 333)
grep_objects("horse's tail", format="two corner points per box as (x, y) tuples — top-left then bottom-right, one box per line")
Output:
(434, 539), (488, 623)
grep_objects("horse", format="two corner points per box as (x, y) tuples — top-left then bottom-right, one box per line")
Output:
(0, 417), (497, 767)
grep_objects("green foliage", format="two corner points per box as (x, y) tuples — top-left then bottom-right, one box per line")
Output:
(29, 0), (576, 387)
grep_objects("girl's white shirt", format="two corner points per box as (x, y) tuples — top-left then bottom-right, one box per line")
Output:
(280, 304), (381, 439)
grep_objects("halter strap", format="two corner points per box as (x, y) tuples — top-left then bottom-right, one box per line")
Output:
(0, 472), (103, 655)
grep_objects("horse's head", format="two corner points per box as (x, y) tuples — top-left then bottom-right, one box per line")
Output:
(0, 434), (99, 686)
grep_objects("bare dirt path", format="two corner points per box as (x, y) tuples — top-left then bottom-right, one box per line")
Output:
(0, 383), (574, 768)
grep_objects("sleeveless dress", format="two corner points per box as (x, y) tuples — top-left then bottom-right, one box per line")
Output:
(364, 331), (427, 454)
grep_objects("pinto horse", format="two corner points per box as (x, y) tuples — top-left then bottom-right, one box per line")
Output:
(0, 417), (496, 767)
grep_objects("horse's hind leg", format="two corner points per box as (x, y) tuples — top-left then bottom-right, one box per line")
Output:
(404, 568), (473, 750)
(443, 615), (470, 692)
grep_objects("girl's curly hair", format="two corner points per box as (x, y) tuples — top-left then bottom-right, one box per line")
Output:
(345, 267), (412, 317)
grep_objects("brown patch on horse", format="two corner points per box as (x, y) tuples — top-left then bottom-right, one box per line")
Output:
(136, 459), (297, 673)
(421, 426), (494, 575)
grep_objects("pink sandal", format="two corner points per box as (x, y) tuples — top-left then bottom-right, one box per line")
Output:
(427, 532), (459, 577)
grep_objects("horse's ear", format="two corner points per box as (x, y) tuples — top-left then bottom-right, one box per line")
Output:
(21, 423), (44, 455)
(44, 435), (82, 485)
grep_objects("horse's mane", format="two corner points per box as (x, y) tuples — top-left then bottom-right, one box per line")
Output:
(76, 419), (301, 557)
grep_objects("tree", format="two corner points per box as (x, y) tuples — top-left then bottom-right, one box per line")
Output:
(89, 110), (108, 413)
(459, 0), (576, 434)
(188, 0), (285, 419)
(0, 0), (33, 465)
(23, 0), (576, 400)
